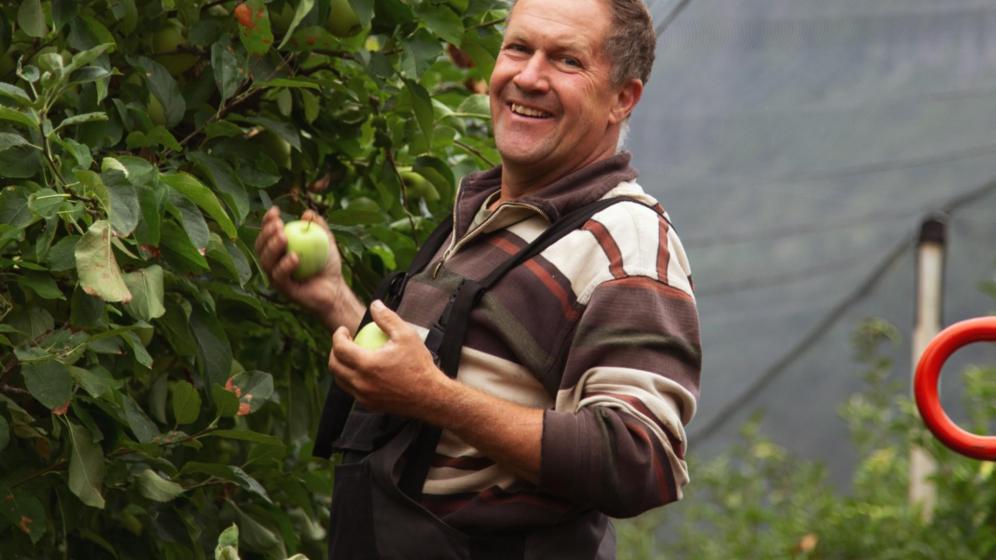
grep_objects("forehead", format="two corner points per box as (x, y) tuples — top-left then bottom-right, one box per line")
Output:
(505, 0), (612, 53)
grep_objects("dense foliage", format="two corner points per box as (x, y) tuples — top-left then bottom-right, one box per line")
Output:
(617, 315), (996, 559)
(0, 0), (505, 557)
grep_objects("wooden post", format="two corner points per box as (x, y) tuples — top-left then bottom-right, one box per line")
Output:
(909, 216), (946, 519)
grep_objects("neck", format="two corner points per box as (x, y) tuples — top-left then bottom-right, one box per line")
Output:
(495, 143), (619, 207)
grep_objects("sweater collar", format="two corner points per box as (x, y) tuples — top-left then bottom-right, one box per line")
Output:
(453, 152), (639, 239)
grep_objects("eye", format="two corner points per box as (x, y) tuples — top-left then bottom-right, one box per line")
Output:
(505, 43), (529, 53)
(562, 56), (582, 68)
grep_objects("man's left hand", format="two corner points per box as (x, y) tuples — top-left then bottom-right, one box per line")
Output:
(328, 300), (450, 420)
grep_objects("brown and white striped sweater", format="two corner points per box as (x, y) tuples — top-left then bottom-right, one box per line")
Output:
(395, 152), (701, 534)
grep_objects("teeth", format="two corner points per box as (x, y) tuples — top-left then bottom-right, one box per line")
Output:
(510, 103), (551, 118)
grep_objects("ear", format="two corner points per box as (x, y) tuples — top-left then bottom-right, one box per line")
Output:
(608, 78), (644, 125)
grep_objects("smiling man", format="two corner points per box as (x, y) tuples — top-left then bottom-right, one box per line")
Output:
(255, 0), (700, 558)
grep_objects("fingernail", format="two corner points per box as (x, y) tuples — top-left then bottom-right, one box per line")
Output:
(371, 300), (385, 311)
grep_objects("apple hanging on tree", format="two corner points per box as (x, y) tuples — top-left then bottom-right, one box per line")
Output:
(284, 219), (330, 280)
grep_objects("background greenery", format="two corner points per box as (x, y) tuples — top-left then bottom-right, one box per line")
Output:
(0, 0), (505, 557)
(617, 303), (996, 559)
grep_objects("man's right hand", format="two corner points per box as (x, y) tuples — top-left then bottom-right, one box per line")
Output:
(255, 207), (364, 334)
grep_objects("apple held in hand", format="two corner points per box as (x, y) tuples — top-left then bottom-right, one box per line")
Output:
(284, 219), (330, 280)
(354, 322), (389, 350)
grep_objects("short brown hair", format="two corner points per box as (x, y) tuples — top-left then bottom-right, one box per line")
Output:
(603, 0), (657, 86)
(507, 0), (657, 86)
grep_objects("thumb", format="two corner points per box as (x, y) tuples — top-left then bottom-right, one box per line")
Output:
(369, 300), (405, 338)
(301, 210), (331, 233)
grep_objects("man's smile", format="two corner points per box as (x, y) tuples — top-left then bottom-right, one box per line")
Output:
(508, 102), (554, 119)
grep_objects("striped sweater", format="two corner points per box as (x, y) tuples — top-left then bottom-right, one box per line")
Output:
(395, 152), (701, 533)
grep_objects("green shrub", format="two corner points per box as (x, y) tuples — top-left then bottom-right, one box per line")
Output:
(618, 317), (996, 559)
(0, 1), (505, 557)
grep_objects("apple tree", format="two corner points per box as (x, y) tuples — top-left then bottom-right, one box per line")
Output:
(0, 0), (505, 557)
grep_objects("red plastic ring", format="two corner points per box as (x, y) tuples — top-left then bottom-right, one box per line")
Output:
(913, 317), (996, 461)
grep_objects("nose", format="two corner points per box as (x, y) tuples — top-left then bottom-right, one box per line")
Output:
(513, 52), (550, 93)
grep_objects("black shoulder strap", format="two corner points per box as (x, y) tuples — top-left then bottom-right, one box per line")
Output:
(312, 215), (454, 459)
(398, 195), (644, 497)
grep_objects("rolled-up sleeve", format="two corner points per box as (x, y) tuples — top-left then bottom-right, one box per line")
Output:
(540, 275), (701, 518)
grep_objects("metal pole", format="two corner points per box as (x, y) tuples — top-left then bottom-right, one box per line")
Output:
(909, 216), (946, 520)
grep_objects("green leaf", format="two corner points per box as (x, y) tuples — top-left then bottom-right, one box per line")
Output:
(208, 429), (284, 447)
(17, 0), (48, 38)
(161, 171), (237, 239)
(0, 83), (30, 107)
(258, 77), (320, 90)
(137, 468), (184, 502)
(406, 79), (434, 151)
(0, 187), (38, 230)
(187, 152), (249, 224)
(129, 55), (186, 127)
(55, 111), (108, 133)
(52, 0), (78, 30)
(170, 380), (201, 425)
(68, 365), (122, 399)
(0, 488), (47, 543)
(21, 360), (74, 410)
(102, 166), (141, 236)
(211, 383), (240, 417)
(237, 0), (275, 55)
(230, 371), (274, 414)
(0, 132), (41, 152)
(56, 137), (93, 170)
(28, 188), (69, 218)
(216, 531), (240, 559)
(122, 394), (160, 443)
(123, 265), (166, 321)
(191, 305), (233, 388)
(0, 106), (40, 129)
(67, 421), (106, 509)
(67, 43), (115, 72)
(211, 39), (245, 103)
(415, 3), (464, 45)
(217, 522), (239, 549)
(232, 503), (285, 557)
(161, 221), (210, 271)
(121, 330), (153, 368)
(402, 28), (442, 79)
(243, 114), (301, 151)
(17, 271), (65, 300)
(277, 0), (315, 49)
(75, 220), (132, 303)
(167, 192), (210, 251)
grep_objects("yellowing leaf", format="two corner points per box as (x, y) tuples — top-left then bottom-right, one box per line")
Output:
(74, 221), (131, 303)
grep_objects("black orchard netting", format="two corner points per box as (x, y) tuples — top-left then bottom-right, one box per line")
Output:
(633, 0), (996, 483)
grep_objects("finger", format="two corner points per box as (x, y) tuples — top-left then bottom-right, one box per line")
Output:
(301, 209), (331, 232)
(328, 349), (359, 395)
(301, 210), (338, 247)
(331, 326), (364, 368)
(269, 252), (300, 287)
(258, 227), (289, 274)
(255, 208), (283, 252)
(369, 300), (409, 340)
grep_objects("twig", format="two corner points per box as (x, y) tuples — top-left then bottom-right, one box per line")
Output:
(455, 139), (496, 167)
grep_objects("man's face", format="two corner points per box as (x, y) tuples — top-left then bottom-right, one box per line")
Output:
(490, 0), (627, 174)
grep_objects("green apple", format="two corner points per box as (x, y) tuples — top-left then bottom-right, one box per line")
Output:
(328, 0), (361, 38)
(354, 322), (389, 350)
(400, 170), (440, 202)
(284, 219), (330, 280)
(255, 130), (292, 169)
(151, 19), (185, 54)
(147, 94), (167, 126)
